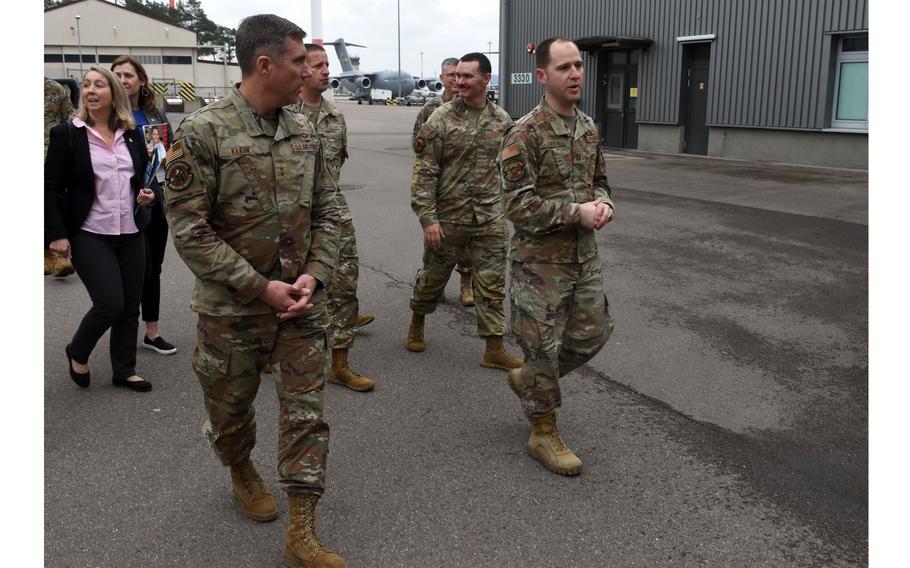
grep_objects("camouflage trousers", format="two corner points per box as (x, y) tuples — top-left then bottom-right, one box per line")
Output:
(410, 219), (506, 337)
(454, 247), (472, 277)
(509, 258), (614, 418)
(192, 299), (331, 495)
(328, 219), (360, 350)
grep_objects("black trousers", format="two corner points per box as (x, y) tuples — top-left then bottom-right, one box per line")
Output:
(69, 230), (145, 381)
(141, 207), (168, 323)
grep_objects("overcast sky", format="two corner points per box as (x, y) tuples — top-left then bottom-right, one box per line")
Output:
(200, 0), (500, 79)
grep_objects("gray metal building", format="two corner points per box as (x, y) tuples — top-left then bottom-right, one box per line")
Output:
(499, 0), (868, 169)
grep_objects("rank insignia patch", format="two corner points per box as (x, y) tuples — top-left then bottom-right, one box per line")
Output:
(166, 162), (193, 192)
(414, 137), (427, 155)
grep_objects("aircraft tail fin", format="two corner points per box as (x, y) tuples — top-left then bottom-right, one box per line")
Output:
(326, 38), (367, 73)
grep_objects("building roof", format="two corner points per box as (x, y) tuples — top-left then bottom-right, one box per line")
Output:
(44, 0), (195, 34)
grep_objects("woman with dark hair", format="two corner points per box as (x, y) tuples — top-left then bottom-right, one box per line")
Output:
(111, 55), (177, 356)
(45, 66), (156, 392)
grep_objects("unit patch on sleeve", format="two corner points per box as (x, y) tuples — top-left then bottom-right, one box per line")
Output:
(414, 137), (427, 156)
(166, 162), (193, 192)
(502, 159), (526, 183)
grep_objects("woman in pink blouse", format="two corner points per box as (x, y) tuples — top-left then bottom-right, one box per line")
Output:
(45, 66), (157, 392)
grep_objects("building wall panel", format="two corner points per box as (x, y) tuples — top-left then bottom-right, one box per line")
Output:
(501, 0), (868, 131)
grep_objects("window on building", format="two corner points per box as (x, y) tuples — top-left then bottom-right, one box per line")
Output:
(63, 54), (96, 63)
(162, 55), (192, 65)
(831, 34), (868, 130)
(44, 54), (63, 63)
(98, 55), (120, 63)
(136, 55), (162, 65)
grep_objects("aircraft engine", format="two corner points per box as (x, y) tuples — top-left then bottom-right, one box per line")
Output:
(357, 76), (372, 89)
(416, 78), (428, 90)
(425, 80), (444, 92)
(329, 78), (340, 89)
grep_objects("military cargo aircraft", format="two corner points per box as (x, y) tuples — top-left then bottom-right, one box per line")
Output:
(327, 38), (443, 103)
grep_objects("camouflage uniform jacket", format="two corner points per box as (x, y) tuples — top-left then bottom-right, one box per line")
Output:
(292, 97), (351, 223)
(499, 97), (614, 263)
(411, 92), (456, 152)
(164, 86), (341, 317)
(411, 97), (513, 228)
(44, 77), (74, 158)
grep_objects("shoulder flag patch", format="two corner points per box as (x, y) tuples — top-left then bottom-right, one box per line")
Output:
(500, 143), (520, 161)
(165, 139), (184, 164)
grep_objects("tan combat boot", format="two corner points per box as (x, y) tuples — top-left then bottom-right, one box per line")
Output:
(229, 459), (279, 522)
(284, 493), (346, 568)
(459, 272), (475, 306)
(44, 249), (75, 278)
(507, 368), (524, 398)
(354, 314), (375, 328)
(480, 336), (524, 370)
(405, 313), (426, 352)
(329, 348), (375, 391)
(527, 413), (583, 476)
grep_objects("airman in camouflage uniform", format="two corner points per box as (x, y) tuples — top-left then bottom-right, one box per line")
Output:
(407, 53), (522, 372)
(44, 77), (74, 157)
(294, 42), (375, 393)
(411, 58), (474, 307)
(500, 38), (615, 477)
(164, 15), (346, 568)
(44, 77), (76, 278)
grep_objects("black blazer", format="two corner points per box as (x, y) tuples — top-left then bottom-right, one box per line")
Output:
(44, 121), (151, 247)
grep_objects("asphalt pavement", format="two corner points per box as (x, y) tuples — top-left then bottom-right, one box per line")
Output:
(44, 98), (868, 567)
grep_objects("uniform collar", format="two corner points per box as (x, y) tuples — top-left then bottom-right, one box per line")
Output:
(321, 98), (340, 118)
(452, 95), (494, 117)
(294, 96), (340, 125)
(230, 85), (306, 140)
(539, 96), (584, 139)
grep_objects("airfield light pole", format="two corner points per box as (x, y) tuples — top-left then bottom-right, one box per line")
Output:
(420, 51), (424, 78)
(75, 15), (84, 78)
(223, 43), (229, 95)
(397, 0), (402, 100)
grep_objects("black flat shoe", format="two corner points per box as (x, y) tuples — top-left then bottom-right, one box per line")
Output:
(65, 344), (90, 388)
(112, 377), (152, 392)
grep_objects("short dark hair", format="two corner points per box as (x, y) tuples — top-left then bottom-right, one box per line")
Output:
(236, 14), (306, 76)
(536, 36), (575, 69)
(305, 43), (326, 54)
(441, 57), (459, 71)
(458, 52), (491, 75)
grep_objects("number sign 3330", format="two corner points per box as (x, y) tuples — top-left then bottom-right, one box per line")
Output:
(511, 73), (533, 85)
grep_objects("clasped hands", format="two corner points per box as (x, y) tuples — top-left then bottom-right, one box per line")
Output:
(579, 201), (613, 230)
(259, 274), (318, 320)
